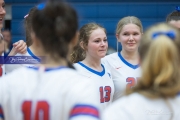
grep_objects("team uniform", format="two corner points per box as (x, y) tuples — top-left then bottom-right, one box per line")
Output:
(102, 52), (141, 101)
(74, 62), (114, 111)
(0, 53), (5, 77)
(5, 47), (40, 74)
(0, 64), (5, 77)
(102, 93), (180, 120)
(0, 65), (4, 76)
(0, 66), (100, 120)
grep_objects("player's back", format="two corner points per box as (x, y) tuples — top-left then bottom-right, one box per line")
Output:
(102, 93), (180, 120)
(0, 66), (100, 120)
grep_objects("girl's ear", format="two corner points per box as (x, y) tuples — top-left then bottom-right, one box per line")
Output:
(116, 34), (121, 42)
(80, 41), (85, 50)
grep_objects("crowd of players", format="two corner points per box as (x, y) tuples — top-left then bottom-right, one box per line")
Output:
(0, 0), (180, 120)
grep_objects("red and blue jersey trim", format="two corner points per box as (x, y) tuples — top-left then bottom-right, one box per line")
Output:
(0, 105), (4, 119)
(69, 104), (99, 119)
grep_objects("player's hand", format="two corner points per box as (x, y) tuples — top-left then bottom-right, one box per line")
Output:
(13, 40), (27, 54)
(8, 40), (27, 56)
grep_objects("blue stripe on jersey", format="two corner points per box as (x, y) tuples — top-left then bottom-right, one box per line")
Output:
(27, 47), (41, 62)
(78, 62), (105, 76)
(0, 105), (4, 119)
(70, 104), (99, 119)
(118, 52), (139, 69)
(44, 66), (67, 72)
(27, 66), (68, 72)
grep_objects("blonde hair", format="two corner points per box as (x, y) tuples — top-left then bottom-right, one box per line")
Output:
(127, 23), (180, 98)
(116, 16), (143, 35)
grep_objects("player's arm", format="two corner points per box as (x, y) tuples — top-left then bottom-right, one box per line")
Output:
(68, 78), (101, 120)
(8, 40), (27, 56)
(69, 104), (99, 120)
(0, 79), (5, 120)
(0, 105), (4, 120)
(4, 40), (26, 74)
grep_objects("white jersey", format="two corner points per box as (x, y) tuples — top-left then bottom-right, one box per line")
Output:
(0, 66), (100, 120)
(0, 65), (5, 77)
(0, 53), (5, 77)
(102, 93), (180, 120)
(74, 62), (114, 111)
(5, 47), (40, 74)
(102, 52), (141, 101)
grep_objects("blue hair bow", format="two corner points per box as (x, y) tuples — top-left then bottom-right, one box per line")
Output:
(37, 3), (46, 10)
(152, 30), (176, 40)
(176, 6), (180, 12)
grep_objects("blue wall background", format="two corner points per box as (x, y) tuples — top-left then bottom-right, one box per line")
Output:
(6, 0), (180, 50)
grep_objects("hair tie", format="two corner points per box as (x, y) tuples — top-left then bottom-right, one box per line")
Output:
(152, 30), (176, 40)
(24, 14), (29, 19)
(176, 6), (180, 12)
(37, 3), (45, 10)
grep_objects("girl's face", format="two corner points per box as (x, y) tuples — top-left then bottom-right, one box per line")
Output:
(0, 0), (5, 29)
(85, 28), (108, 60)
(117, 23), (142, 53)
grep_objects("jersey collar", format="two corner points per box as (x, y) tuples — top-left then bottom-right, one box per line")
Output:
(78, 62), (105, 77)
(118, 52), (139, 69)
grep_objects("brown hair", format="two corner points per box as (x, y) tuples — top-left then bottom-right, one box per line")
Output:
(166, 7), (180, 22)
(127, 23), (180, 98)
(71, 23), (106, 63)
(24, 7), (37, 47)
(31, 1), (78, 67)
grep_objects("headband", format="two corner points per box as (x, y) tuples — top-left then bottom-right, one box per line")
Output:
(37, 3), (45, 10)
(176, 6), (180, 12)
(152, 30), (176, 40)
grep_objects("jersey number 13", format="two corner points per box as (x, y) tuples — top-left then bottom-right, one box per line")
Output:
(99, 86), (111, 103)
